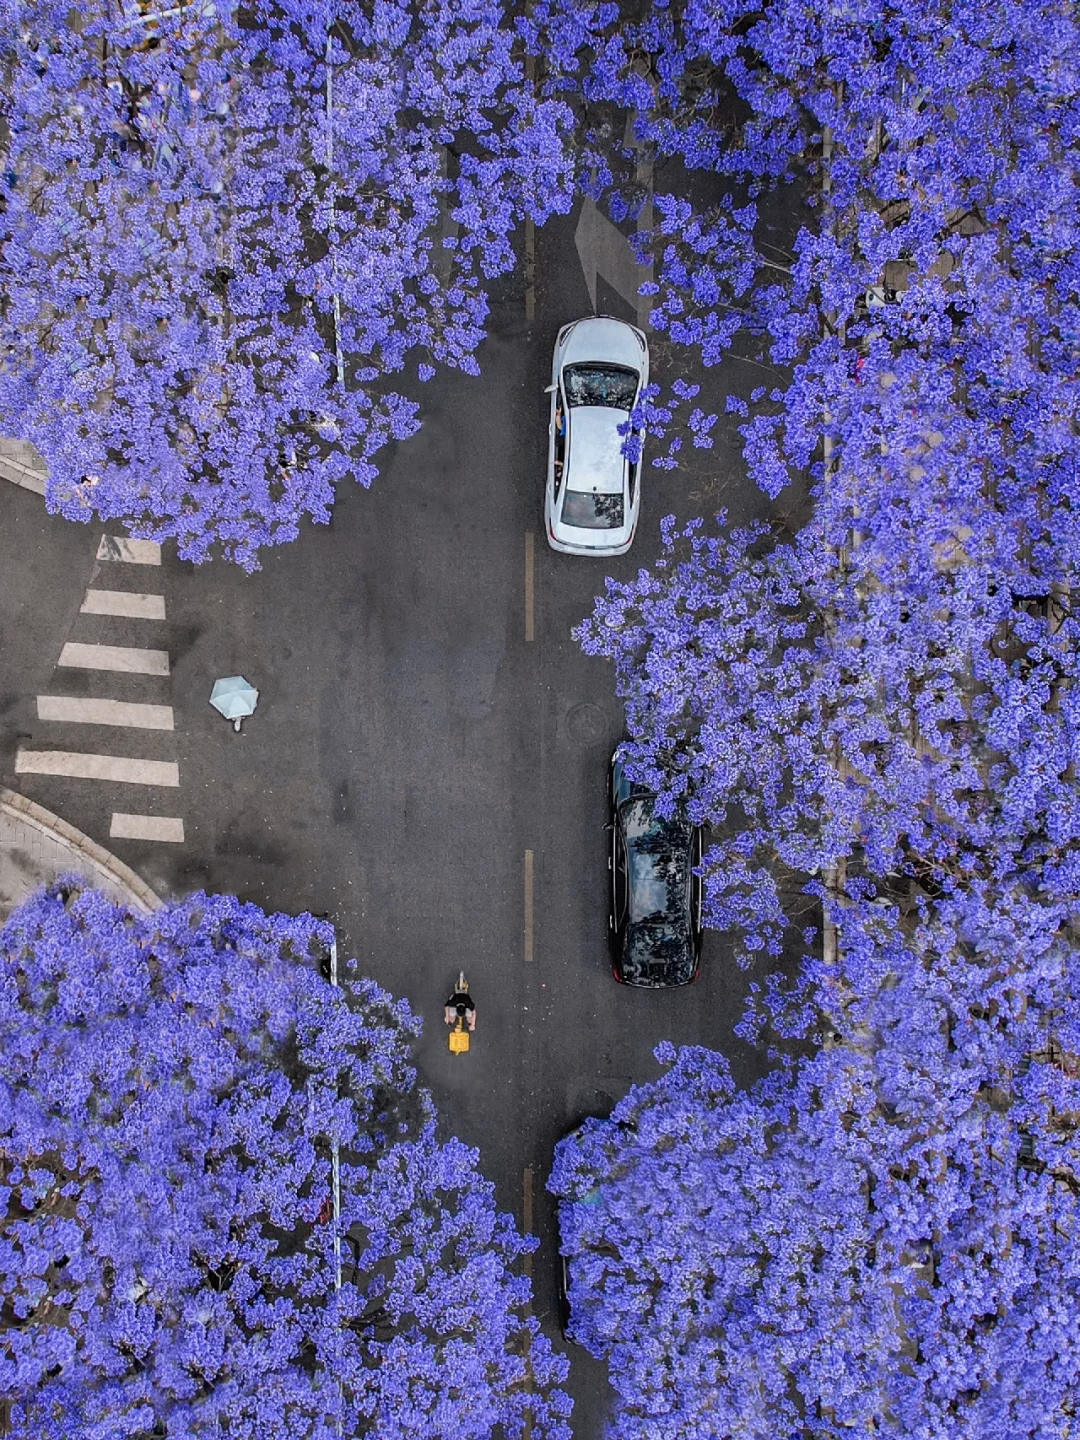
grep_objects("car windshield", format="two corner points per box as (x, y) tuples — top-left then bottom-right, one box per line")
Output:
(561, 490), (624, 529)
(563, 363), (638, 410)
(622, 800), (690, 927)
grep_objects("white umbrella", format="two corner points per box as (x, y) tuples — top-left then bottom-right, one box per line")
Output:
(210, 675), (259, 732)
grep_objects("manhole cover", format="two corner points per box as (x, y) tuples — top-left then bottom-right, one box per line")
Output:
(566, 702), (608, 745)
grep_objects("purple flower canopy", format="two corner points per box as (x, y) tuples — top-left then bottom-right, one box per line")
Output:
(0, 1), (575, 568)
(0, 884), (570, 1439)
(521, 1), (1080, 1434)
(579, 506), (1080, 981)
(524, 0), (1079, 539)
(4, 2), (1080, 1429)
(529, 0), (1080, 970)
(3, 0), (1077, 566)
(552, 887), (1080, 1439)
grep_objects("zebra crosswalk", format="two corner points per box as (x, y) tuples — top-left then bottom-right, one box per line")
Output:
(15, 533), (185, 844)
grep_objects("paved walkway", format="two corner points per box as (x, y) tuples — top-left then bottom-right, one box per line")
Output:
(0, 787), (162, 923)
(0, 437), (47, 496)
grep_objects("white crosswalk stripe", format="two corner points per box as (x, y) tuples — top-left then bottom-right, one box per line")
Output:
(36, 696), (174, 730)
(97, 536), (161, 565)
(59, 641), (170, 675)
(16, 750), (180, 786)
(110, 813), (185, 843)
(81, 589), (167, 620)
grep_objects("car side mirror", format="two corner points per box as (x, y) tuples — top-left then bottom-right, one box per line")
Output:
(544, 383), (558, 393)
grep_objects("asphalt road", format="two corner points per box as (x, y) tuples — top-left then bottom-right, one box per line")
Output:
(0, 193), (808, 1433)
(0, 485), (104, 768)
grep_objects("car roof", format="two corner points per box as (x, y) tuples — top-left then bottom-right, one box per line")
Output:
(566, 407), (627, 496)
(616, 792), (695, 986)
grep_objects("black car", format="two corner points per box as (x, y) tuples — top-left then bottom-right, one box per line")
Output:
(556, 1245), (573, 1340)
(608, 753), (704, 986)
(553, 1117), (607, 1343)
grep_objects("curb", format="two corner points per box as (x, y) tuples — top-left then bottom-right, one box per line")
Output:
(0, 454), (46, 496)
(0, 439), (47, 497)
(0, 788), (163, 914)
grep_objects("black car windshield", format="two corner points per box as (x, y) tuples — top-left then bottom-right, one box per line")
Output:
(622, 800), (690, 927)
(561, 490), (624, 529)
(564, 363), (638, 410)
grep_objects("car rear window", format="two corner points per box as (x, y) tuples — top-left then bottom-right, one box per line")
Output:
(561, 490), (625, 529)
(564, 363), (638, 410)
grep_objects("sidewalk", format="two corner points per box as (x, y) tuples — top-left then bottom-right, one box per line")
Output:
(0, 437), (47, 496)
(0, 787), (162, 923)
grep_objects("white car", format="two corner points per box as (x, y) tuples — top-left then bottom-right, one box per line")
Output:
(544, 316), (649, 556)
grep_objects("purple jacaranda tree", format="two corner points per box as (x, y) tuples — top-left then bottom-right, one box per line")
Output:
(551, 884), (1080, 1440)
(533, 13), (1080, 1431)
(522, 0), (1080, 571)
(542, 0), (1080, 1011)
(578, 505), (1080, 979)
(0, 883), (570, 1440)
(0, 1), (574, 567)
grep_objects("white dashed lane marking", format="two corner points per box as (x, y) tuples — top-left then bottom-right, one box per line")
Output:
(36, 696), (174, 730)
(524, 531), (535, 642)
(58, 642), (170, 676)
(16, 750), (180, 786)
(81, 588), (166, 620)
(110, 812), (185, 843)
(524, 849), (535, 963)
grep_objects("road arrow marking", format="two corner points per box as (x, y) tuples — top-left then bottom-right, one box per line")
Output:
(574, 113), (654, 330)
(574, 201), (654, 331)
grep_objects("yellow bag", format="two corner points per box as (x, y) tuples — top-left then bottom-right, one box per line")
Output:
(448, 1026), (470, 1055)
